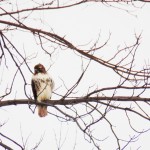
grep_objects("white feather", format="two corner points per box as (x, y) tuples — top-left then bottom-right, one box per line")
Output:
(32, 73), (54, 102)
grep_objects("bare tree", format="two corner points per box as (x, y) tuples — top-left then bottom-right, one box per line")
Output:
(0, 1), (150, 150)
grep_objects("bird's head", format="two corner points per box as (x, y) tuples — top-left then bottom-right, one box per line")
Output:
(34, 63), (46, 74)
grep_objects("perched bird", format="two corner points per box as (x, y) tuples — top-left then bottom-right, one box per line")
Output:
(31, 64), (54, 117)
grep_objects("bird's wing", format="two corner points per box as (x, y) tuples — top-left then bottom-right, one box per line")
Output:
(31, 79), (37, 100)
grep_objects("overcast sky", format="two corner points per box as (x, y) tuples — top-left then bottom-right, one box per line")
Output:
(0, 1), (150, 150)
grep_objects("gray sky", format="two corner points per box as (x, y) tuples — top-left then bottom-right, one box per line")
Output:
(0, 1), (150, 150)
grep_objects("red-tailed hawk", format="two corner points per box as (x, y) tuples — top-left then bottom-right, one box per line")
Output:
(31, 64), (54, 117)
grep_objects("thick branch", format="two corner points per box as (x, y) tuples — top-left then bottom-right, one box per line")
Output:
(0, 96), (150, 107)
(0, 142), (13, 150)
(0, 21), (148, 80)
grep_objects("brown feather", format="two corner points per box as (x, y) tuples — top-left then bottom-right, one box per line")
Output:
(31, 80), (37, 100)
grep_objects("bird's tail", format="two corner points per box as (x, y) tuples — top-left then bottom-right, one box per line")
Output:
(38, 106), (47, 117)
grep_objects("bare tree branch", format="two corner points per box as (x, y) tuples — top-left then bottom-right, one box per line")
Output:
(0, 133), (24, 150)
(0, 1), (150, 150)
(0, 142), (13, 150)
